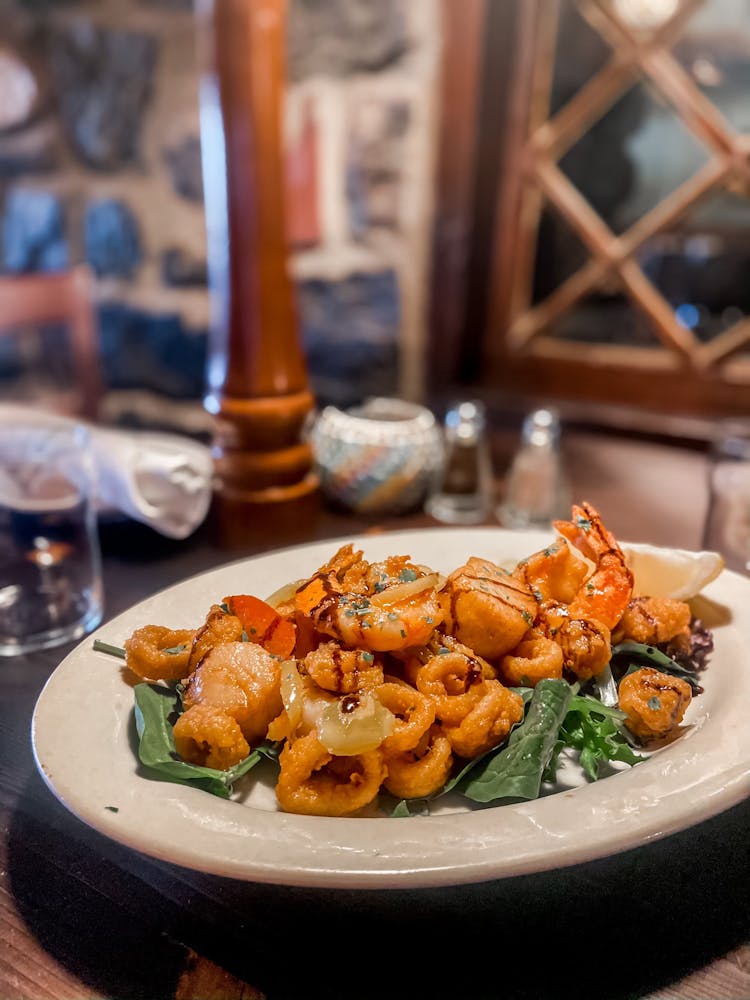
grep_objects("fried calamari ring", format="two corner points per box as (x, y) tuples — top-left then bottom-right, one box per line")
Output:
(302, 641), (383, 694)
(500, 633), (563, 687)
(124, 625), (196, 682)
(173, 703), (250, 769)
(383, 725), (453, 799)
(441, 680), (524, 758)
(276, 731), (385, 816)
(415, 651), (485, 725)
(376, 681), (435, 754)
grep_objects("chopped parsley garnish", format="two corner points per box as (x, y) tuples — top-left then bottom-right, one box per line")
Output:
(398, 568), (418, 582)
(647, 696), (662, 711)
(575, 515), (592, 533)
(361, 651), (375, 663)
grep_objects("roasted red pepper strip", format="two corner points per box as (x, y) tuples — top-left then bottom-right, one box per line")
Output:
(224, 594), (296, 658)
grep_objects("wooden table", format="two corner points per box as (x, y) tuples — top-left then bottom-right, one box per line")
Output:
(2, 429), (749, 1000)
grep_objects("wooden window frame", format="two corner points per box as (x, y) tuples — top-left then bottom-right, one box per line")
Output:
(429, 0), (750, 423)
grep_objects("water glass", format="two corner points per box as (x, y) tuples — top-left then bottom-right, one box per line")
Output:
(703, 419), (750, 574)
(0, 423), (103, 655)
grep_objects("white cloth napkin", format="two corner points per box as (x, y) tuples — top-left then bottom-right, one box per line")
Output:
(0, 404), (213, 539)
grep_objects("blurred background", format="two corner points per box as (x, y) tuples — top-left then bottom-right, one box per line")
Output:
(1, 0), (749, 440)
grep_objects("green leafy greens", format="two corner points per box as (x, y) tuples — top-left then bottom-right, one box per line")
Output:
(133, 683), (279, 798)
(546, 694), (644, 782)
(460, 678), (573, 803)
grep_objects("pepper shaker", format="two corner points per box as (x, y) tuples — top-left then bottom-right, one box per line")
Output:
(425, 400), (493, 524)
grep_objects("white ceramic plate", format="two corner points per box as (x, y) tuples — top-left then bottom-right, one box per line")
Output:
(32, 528), (750, 889)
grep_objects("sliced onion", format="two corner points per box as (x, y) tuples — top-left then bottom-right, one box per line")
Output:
(316, 692), (395, 755)
(265, 578), (306, 608)
(279, 659), (305, 732)
(369, 572), (440, 608)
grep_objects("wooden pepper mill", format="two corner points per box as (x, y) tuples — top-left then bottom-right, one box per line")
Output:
(197, 0), (318, 504)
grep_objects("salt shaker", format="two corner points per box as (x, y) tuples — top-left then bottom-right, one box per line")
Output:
(498, 408), (569, 529)
(425, 400), (493, 524)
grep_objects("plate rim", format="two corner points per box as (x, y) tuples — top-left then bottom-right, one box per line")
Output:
(31, 526), (750, 888)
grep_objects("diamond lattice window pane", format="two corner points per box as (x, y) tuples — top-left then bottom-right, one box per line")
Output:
(673, 0), (750, 134)
(550, 1), (614, 115)
(558, 81), (711, 235)
(636, 187), (750, 344)
(531, 202), (590, 304)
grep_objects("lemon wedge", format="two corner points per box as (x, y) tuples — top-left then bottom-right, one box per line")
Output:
(622, 543), (724, 601)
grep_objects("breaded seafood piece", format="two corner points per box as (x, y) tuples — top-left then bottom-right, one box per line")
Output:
(182, 640), (283, 745)
(439, 556), (537, 659)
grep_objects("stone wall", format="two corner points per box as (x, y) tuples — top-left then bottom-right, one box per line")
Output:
(0, 0), (441, 431)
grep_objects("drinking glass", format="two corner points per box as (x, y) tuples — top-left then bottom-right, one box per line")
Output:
(703, 419), (750, 574)
(0, 423), (103, 655)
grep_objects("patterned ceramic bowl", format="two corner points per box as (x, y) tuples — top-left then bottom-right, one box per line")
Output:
(310, 397), (444, 515)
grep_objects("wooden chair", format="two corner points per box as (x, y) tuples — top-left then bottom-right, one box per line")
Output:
(0, 266), (102, 421)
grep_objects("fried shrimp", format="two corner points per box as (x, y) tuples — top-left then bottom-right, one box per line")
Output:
(614, 596), (691, 646)
(515, 539), (590, 606)
(173, 704), (249, 769)
(124, 625), (196, 682)
(618, 667), (692, 743)
(275, 730), (386, 816)
(302, 641), (383, 694)
(500, 633), (563, 687)
(295, 545), (443, 653)
(439, 557), (538, 659)
(551, 502), (633, 630)
(441, 681), (524, 759)
(182, 641), (283, 745)
(383, 725), (453, 799)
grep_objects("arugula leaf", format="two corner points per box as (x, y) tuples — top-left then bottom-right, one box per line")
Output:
(460, 679), (573, 803)
(555, 694), (644, 780)
(611, 641), (702, 691)
(133, 683), (279, 798)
